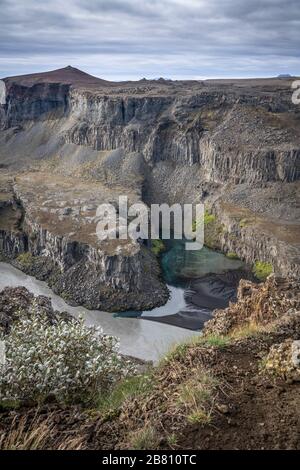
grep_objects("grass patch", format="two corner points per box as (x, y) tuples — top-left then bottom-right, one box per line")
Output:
(229, 321), (266, 339)
(177, 368), (218, 425)
(187, 410), (212, 425)
(0, 415), (53, 450)
(0, 414), (85, 450)
(161, 342), (190, 365)
(151, 239), (166, 257)
(252, 261), (273, 281)
(201, 335), (230, 348)
(16, 252), (33, 268)
(129, 425), (160, 450)
(166, 433), (178, 448)
(226, 252), (240, 260)
(97, 373), (154, 415)
(161, 334), (230, 366)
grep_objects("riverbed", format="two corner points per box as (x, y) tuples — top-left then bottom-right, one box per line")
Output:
(119, 241), (245, 330)
(0, 243), (245, 362)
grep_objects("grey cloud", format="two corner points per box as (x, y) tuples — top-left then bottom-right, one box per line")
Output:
(0, 0), (299, 79)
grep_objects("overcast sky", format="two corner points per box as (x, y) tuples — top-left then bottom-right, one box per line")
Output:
(0, 0), (299, 80)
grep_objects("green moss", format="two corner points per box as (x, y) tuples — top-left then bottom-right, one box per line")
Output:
(204, 210), (216, 225)
(239, 217), (255, 228)
(253, 261), (273, 281)
(0, 400), (21, 411)
(16, 252), (33, 268)
(187, 410), (212, 425)
(192, 210), (216, 233)
(204, 216), (224, 250)
(226, 252), (240, 260)
(151, 239), (166, 256)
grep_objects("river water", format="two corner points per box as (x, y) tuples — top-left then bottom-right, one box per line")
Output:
(119, 241), (244, 330)
(0, 262), (198, 362)
(0, 242), (244, 362)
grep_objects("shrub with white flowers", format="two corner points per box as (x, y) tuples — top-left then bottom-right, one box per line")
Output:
(0, 310), (132, 405)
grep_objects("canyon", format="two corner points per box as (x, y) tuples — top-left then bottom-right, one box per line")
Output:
(0, 66), (299, 311)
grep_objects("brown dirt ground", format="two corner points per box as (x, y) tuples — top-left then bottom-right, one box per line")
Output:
(177, 335), (300, 450)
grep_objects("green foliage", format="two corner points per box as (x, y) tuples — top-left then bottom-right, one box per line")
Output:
(226, 252), (240, 260)
(253, 261), (273, 281)
(192, 210), (216, 233)
(151, 239), (166, 256)
(0, 400), (21, 411)
(160, 342), (190, 365)
(161, 334), (230, 368)
(0, 309), (132, 406)
(97, 373), (154, 414)
(187, 410), (212, 424)
(167, 433), (178, 448)
(16, 252), (33, 268)
(204, 210), (216, 225)
(202, 335), (230, 348)
(239, 218), (248, 228)
(239, 217), (255, 228)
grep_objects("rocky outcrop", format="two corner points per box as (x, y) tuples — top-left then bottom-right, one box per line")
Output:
(0, 174), (169, 311)
(1, 81), (69, 129)
(203, 275), (300, 337)
(265, 339), (300, 383)
(0, 286), (72, 334)
(207, 200), (300, 278)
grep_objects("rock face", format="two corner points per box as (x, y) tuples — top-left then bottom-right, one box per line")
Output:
(265, 339), (300, 383)
(0, 173), (168, 311)
(0, 67), (299, 301)
(0, 286), (72, 334)
(203, 274), (300, 337)
(1, 71), (299, 181)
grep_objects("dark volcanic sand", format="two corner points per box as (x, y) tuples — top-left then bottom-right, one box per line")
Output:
(144, 270), (254, 330)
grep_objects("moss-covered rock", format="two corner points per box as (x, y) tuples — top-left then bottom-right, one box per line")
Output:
(16, 252), (34, 268)
(226, 252), (240, 260)
(151, 239), (166, 257)
(253, 261), (273, 281)
(203, 212), (224, 250)
(264, 339), (300, 383)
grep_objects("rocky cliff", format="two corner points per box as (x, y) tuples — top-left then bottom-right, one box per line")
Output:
(0, 173), (168, 311)
(0, 67), (299, 299)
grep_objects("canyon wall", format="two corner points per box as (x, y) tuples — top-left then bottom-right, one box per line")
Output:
(0, 70), (299, 285)
(1, 80), (299, 183)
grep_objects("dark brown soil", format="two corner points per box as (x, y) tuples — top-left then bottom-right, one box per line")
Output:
(177, 335), (300, 450)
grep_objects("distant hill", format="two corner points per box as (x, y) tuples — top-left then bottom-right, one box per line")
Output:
(3, 66), (112, 88)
